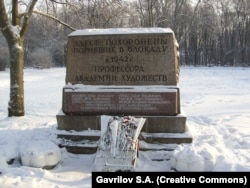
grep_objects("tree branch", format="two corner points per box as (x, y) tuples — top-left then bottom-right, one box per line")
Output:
(0, 0), (8, 28)
(50, 0), (67, 5)
(178, 0), (201, 45)
(12, 0), (20, 26)
(33, 10), (76, 31)
(20, 0), (38, 37)
(0, 0), (14, 39)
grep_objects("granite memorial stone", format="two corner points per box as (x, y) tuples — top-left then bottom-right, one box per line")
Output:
(65, 28), (180, 86)
(56, 28), (191, 148)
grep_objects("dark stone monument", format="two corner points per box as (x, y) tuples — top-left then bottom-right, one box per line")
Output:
(56, 28), (192, 154)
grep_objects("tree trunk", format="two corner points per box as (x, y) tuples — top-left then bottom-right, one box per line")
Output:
(8, 37), (25, 116)
(0, 0), (38, 117)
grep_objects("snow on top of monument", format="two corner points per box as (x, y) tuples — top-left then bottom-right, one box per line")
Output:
(69, 27), (173, 36)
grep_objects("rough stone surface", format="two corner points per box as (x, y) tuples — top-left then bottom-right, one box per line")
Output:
(56, 112), (101, 131)
(65, 28), (180, 86)
(56, 113), (187, 133)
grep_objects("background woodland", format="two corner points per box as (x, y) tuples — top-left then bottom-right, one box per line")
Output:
(0, 0), (249, 70)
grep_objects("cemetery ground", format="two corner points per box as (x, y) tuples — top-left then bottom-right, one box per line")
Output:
(0, 66), (250, 187)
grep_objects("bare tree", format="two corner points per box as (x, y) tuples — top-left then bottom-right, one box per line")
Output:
(86, 0), (130, 28)
(136, 0), (157, 27)
(0, 0), (38, 116)
(0, 0), (75, 117)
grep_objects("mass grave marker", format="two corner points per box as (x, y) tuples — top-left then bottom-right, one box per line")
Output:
(56, 28), (192, 156)
(65, 28), (179, 85)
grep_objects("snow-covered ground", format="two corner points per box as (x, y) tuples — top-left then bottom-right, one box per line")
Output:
(0, 66), (250, 187)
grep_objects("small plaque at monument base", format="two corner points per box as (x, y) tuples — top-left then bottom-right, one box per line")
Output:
(62, 85), (179, 116)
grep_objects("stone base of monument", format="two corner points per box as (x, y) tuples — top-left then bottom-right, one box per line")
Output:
(56, 85), (193, 155)
(56, 114), (192, 155)
(57, 129), (100, 154)
(56, 112), (188, 133)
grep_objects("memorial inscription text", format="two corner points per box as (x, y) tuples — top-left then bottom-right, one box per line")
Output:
(66, 34), (174, 85)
